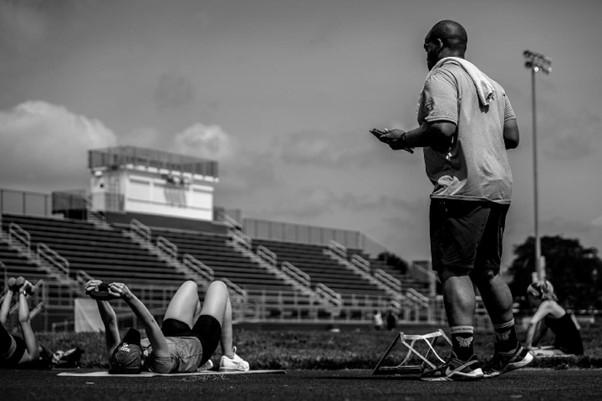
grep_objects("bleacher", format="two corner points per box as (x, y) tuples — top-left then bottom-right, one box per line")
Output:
(0, 240), (45, 282)
(0, 210), (438, 329)
(2, 214), (187, 286)
(252, 239), (390, 299)
(0, 214), (195, 329)
(347, 248), (431, 297)
(145, 227), (295, 292)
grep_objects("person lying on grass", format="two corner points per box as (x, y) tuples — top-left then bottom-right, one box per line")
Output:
(1, 277), (55, 369)
(524, 280), (584, 356)
(85, 279), (249, 374)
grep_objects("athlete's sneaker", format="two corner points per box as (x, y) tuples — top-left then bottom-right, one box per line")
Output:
(482, 345), (533, 378)
(219, 347), (250, 372)
(198, 359), (213, 371)
(421, 353), (484, 382)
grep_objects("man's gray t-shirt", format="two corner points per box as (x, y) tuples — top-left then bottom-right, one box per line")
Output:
(417, 62), (516, 204)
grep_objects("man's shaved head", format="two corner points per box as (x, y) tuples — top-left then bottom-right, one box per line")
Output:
(426, 20), (468, 55)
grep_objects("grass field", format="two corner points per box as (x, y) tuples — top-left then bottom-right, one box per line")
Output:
(37, 319), (602, 370)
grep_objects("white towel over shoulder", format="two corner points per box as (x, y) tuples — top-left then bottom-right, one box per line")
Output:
(426, 57), (496, 106)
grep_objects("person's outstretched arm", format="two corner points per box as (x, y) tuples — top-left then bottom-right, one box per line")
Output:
(17, 285), (39, 362)
(108, 282), (170, 357)
(525, 301), (552, 348)
(96, 300), (121, 357)
(0, 287), (13, 324)
(85, 280), (121, 357)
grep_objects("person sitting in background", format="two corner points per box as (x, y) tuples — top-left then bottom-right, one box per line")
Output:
(85, 279), (249, 374)
(524, 280), (584, 356)
(373, 310), (384, 330)
(385, 308), (398, 331)
(0, 277), (53, 368)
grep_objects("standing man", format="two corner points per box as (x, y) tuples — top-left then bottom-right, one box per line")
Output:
(373, 20), (532, 381)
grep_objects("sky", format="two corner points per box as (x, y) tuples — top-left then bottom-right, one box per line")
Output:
(0, 0), (601, 267)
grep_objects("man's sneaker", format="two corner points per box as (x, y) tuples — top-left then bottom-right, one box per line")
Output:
(483, 345), (533, 378)
(219, 347), (250, 372)
(421, 353), (484, 382)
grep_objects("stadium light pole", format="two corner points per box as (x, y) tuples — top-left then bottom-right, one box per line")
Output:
(523, 50), (551, 282)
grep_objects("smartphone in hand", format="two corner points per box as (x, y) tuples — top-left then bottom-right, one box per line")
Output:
(369, 128), (386, 139)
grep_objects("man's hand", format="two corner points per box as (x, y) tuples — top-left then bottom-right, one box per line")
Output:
(370, 128), (414, 153)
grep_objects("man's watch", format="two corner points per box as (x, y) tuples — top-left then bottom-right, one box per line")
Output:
(394, 132), (414, 154)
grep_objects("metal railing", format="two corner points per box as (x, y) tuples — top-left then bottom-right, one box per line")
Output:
(351, 253), (370, 274)
(328, 240), (347, 259)
(156, 236), (178, 262)
(256, 245), (277, 266)
(281, 261), (311, 288)
(129, 218), (152, 245)
(8, 223), (31, 258)
(374, 269), (402, 293)
(37, 243), (70, 278)
(182, 254), (214, 283)
(221, 278), (248, 304)
(315, 283), (342, 308)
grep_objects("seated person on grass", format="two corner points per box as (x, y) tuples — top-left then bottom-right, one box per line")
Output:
(85, 279), (249, 374)
(524, 280), (584, 356)
(1, 277), (53, 369)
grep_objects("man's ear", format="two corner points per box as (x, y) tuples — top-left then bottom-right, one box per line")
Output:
(435, 38), (445, 51)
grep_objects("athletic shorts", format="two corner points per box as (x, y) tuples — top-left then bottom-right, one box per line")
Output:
(0, 331), (26, 368)
(161, 315), (221, 366)
(429, 199), (509, 273)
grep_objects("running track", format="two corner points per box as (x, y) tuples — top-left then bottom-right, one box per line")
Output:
(1, 368), (601, 401)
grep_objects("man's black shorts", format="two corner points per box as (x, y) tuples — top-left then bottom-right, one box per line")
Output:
(429, 199), (509, 273)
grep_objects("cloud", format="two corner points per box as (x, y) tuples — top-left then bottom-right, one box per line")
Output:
(170, 123), (236, 162)
(169, 122), (284, 199)
(0, 101), (117, 190)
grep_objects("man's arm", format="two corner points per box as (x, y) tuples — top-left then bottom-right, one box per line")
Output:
(376, 121), (456, 151)
(503, 119), (519, 149)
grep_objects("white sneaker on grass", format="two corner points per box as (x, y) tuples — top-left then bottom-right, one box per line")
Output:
(198, 359), (213, 371)
(219, 347), (250, 372)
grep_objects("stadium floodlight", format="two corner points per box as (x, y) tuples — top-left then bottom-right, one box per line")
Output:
(523, 50), (552, 74)
(523, 50), (552, 282)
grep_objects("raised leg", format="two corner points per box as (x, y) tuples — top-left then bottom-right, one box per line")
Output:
(198, 281), (234, 358)
(163, 280), (202, 328)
